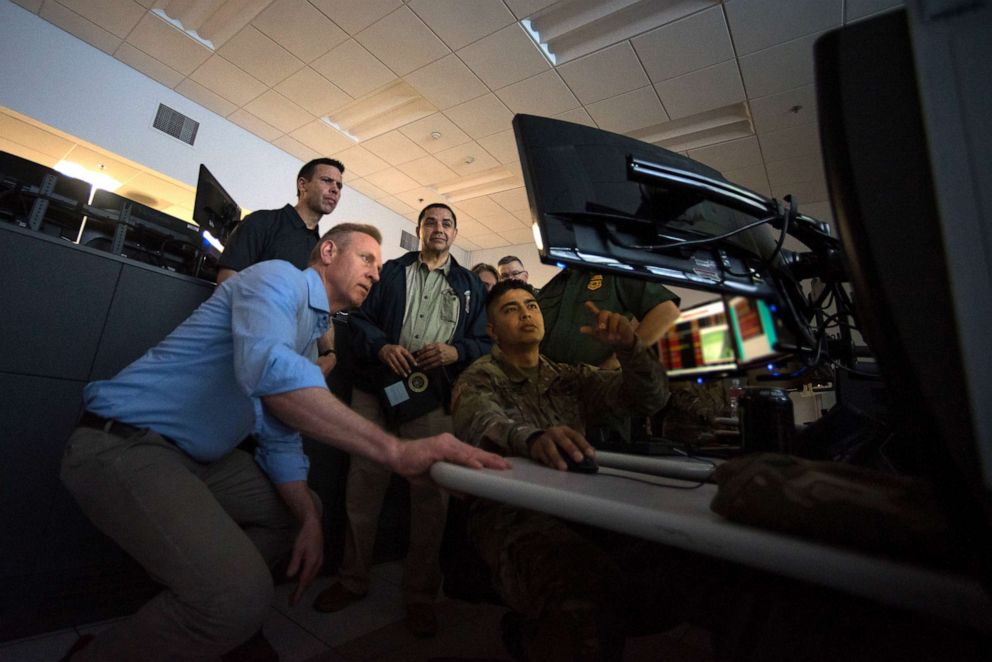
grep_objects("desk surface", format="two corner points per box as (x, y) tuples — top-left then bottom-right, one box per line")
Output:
(431, 457), (992, 633)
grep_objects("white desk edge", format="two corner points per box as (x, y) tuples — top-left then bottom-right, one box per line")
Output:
(431, 458), (992, 633)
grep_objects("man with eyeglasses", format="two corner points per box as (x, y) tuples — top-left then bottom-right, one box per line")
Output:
(497, 254), (530, 283)
(312, 203), (490, 638)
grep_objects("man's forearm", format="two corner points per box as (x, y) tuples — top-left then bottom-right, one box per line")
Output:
(263, 387), (401, 470)
(635, 300), (680, 346)
(275, 479), (321, 525)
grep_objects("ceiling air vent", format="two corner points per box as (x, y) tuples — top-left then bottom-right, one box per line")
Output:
(400, 230), (418, 251)
(153, 104), (199, 146)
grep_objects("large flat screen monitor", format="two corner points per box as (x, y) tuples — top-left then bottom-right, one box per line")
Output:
(193, 163), (240, 245)
(658, 299), (737, 380)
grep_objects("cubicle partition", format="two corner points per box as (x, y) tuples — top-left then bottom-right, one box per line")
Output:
(0, 222), (213, 641)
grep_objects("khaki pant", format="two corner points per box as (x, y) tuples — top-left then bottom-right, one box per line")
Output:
(60, 426), (306, 662)
(337, 388), (450, 605)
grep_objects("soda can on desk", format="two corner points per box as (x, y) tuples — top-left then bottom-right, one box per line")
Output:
(738, 387), (795, 454)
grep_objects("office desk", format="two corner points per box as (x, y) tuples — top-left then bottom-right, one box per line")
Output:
(431, 457), (992, 633)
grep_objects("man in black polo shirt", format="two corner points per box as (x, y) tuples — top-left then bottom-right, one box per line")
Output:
(216, 157), (345, 284)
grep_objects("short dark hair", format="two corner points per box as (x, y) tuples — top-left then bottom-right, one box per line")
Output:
(308, 223), (381, 263)
(417, 203), (457, 232)
(485, 278), (536, 316)
(471, 263), (498, 280)
(497, 255), (523, 267)
(297, 158), (345, 196)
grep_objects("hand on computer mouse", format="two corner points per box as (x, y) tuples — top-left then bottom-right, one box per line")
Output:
(527, 425), (598, 473)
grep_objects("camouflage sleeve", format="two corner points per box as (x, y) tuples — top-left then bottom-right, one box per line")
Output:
(576, 338), (670, 416)
(452, 363), (542, 457)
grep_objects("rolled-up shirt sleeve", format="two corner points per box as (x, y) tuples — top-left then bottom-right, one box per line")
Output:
(229, 262), (328, 483)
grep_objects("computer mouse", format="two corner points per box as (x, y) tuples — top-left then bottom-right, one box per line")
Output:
(559, 447), (599, 474)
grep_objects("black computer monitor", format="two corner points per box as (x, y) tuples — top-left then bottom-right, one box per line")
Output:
(815, 9), (991, 534)
(193, 163), (240, 244)
(658, 299), (738, 381)
(0, 150), (91, 240)
(85, 189), (206, 277)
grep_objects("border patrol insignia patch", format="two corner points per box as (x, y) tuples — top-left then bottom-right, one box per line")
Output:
(587, 274), (603, 291)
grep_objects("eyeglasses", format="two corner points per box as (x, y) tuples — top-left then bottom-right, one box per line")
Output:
(499, 270), (528, 280)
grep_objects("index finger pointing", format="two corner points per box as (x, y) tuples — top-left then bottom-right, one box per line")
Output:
(584, 300), (600, 316)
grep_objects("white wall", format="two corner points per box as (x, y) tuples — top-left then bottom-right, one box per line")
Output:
(0, 0), (466, 263)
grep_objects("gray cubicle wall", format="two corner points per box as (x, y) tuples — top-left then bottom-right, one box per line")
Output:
(0, 222), (213, 641)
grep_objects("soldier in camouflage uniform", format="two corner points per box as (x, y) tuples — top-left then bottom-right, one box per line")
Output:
(452, 279), (702, 660)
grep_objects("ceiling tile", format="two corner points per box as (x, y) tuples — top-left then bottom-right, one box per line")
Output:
(455, 237), (480, 251)
(631, 6), (734, 83)
(311, 39), (396, 98)
(190, 56), (267, 106)
(404, 54), (488, 110)
(398, 113), (472, 154)
(503, 0), (558, 19)
(479, 212), (524, 232)
(557, 42), (650, 105)
(454, 217), (489, 238)
(0, 113), (75, 161)
(738, 32), (821, 99)
(798, 200), (834, 224)
(396, 155), (459, 186)
(60, 145), (141, 185)
(290, 119), (357, 155)
(489, 186), (530, 213)
(443, 94), (514, 139)
(217, 25), (304, 86)
(846, 0), (905, 22)
(456, 23), (549, 90)
(310, 0), (401, 35)
(356, 5), (450, 76)
(126, 12), (212, 75)
(243, 89), (314, 134)
(11, 0), (43, 12)
(687, 135), (763, 172)
(275, 67), (353, 117)
(765, 155), (825, 189)
(253, 0), (347, 63)
(495, 70), (579, 117)
(586, 87), (668, 134)
(362, 130), (429, 166)
(500, 227), (535, 245)
(114, 42), (184, 89)
(346, 176), (390, 200)
(273, 134), (321, 162)
(409, 0), (515, 51)
(769, 173), (829, 203)
(555, 107), (598, 128)
(470, 232), (508, 249)
(174, 78), (238, 118)
(757, 122), (821, 163)
(56, 0), (145, 39)
(0, 138), (55, 168)
(453, 196), (503, 219)
(748, 84), (818, 134)
(227, 108), (284, 142)
(365, 168), (420, 194)
(654, 59), (745, 120)
(725, 0), (841, 56)
(392, 186), (441, 210)
(40, 0), (121, 54)
(335, 145), (390, 178)
(127, 172), (194, 207)
(477, 129), (518, 164)
(435, 142), (501, 177)
(722, 165), (771, 197)
(378, 195), (416, 215)
(511, 207), (532, 223)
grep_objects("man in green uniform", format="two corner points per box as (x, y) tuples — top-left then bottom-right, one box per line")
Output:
(538, 269), (681, 441)
(452, 279), (724, 659)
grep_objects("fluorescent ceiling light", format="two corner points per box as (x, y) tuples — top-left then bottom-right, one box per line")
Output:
(54, 160), (122, 192)
(435, 166), (522, 202)
(323, 81), (435, 142)
(630, 103), (754, 153)
(521, 19), (557, 65)
(152, 0), (272, 51)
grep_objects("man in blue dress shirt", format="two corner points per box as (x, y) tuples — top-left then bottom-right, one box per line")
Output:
(59, 223), (508, 661)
